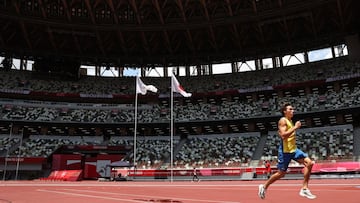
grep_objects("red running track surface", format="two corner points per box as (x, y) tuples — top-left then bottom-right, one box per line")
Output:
(0, 179), (359, 203)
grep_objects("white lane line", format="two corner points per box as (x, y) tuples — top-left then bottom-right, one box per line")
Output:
(2, 183), (360, 187)
(61, 188), (241, 203)
(37, 189), (144, 203)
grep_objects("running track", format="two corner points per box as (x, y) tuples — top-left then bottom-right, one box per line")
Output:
(0, 179), (359, 203)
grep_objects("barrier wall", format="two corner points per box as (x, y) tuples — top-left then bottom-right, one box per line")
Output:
(42, 170), (82, 181)
(311, 161), (360, 173)
(126, 162), (360, 179)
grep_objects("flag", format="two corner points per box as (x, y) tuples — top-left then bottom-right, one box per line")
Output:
(171, 74), (192, 97)
(136, 76), (158, 95)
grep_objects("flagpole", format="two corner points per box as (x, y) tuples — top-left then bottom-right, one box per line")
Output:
(2, 123), (12, 181)
(15, 129), (23, 180)
(168, 74), (190, 182)
(170, 75), (174, 182)
(133, 76), (158, 177)
(133, 77), (139, 170)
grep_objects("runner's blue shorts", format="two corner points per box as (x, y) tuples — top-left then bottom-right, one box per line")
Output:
(277, 148), (308, 171)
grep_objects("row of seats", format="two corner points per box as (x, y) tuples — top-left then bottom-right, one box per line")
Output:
(110, 133), (260, 169)
(9, 135), (103, 157)
(174, 134), (260, 169)
(0, 57), (359, 95)
(1, 80), (359, 125)
(109, 136), (179, 169)
(1, 125), (355, 167)
(0, 135), (21, 155)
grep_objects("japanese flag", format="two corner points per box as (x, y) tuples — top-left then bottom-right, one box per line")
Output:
(171, 75), (192, 97)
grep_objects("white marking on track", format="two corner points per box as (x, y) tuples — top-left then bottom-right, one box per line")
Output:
(1, 182), (359, 187)
(60, 188), (241, 203)
(37, 189), (143, 202)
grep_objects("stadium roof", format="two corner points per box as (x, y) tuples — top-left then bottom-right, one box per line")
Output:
(0, 0), (359, 67)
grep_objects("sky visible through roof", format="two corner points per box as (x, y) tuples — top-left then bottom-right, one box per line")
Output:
(3, 44), (347, 77)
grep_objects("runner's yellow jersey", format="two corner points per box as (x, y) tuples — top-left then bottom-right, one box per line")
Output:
(280, 117), (296, 153)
